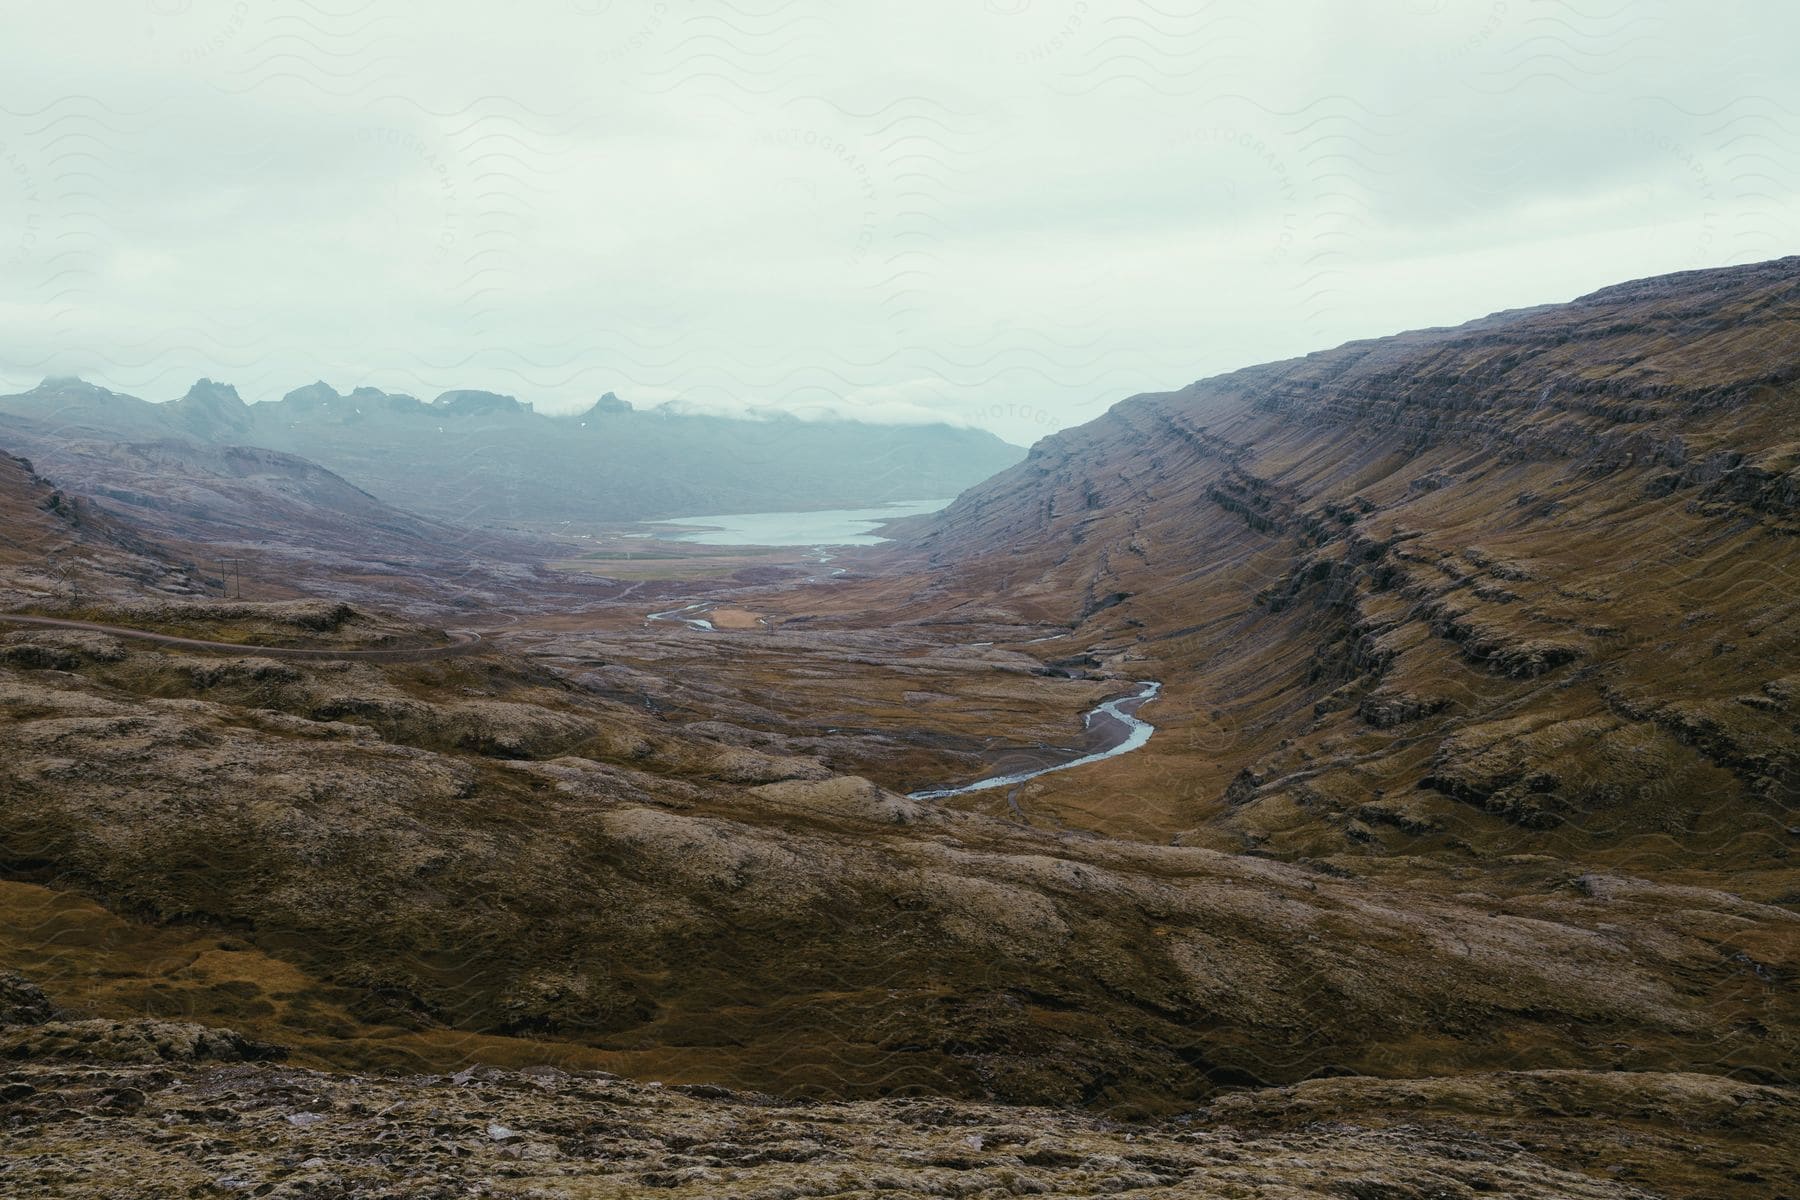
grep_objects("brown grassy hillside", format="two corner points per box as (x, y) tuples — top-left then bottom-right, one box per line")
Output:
(895, 258), (1799, 877)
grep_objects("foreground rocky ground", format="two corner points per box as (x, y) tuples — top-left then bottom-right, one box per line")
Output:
(3, 1055), (1793, 1198)
(2, 975), (1794, 1198)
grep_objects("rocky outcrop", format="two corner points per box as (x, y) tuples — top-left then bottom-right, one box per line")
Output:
(0, 972), (55, 1026)
(0, 1020), (282, 1065)
(0, 972), (280, 1064)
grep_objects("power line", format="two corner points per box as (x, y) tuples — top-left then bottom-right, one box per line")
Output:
(46, 545), (79, 604)
(217, 557), (245, 600)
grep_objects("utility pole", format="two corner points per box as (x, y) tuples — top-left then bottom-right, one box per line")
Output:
(217, 557), (244, 600)
(47, 545), (79, 605)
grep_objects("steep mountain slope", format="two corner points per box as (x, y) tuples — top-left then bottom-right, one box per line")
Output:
(0, 415), (537, 565)
(0, 447), (199, 605)
(0, 378), (1026, 524)
(897, 258), (1800, 869)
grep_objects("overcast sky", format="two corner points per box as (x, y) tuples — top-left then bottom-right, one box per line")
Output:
(1, 2), (1794, 443)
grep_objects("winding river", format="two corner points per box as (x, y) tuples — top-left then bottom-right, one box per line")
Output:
(646, 602), (715, 630)
(908, 680), (1162, 800)
(638, 596), (1165, 798)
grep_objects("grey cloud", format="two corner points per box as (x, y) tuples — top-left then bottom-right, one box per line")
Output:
(0, 1), (1794, 445)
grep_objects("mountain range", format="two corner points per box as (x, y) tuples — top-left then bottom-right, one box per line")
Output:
(0, 378), (1025, 526)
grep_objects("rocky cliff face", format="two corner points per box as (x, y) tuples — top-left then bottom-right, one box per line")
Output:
(904, 258), (1799, 863)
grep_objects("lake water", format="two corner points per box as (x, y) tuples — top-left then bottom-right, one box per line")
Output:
(654, 498), (952, 546)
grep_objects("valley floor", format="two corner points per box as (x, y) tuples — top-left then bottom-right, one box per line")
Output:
(2, 553), (1793, 1198)
(5, 348), (1799, 1197)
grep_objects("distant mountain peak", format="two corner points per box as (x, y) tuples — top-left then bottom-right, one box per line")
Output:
(284, 380), (343, 405)
(170, 377), (252, 438)
(33, 375), (118, 398)
(432, 389), (532, 417)
(184, 377), (243, 403)
(272, 382), (425, 421)
(582, 391), (633, 418)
